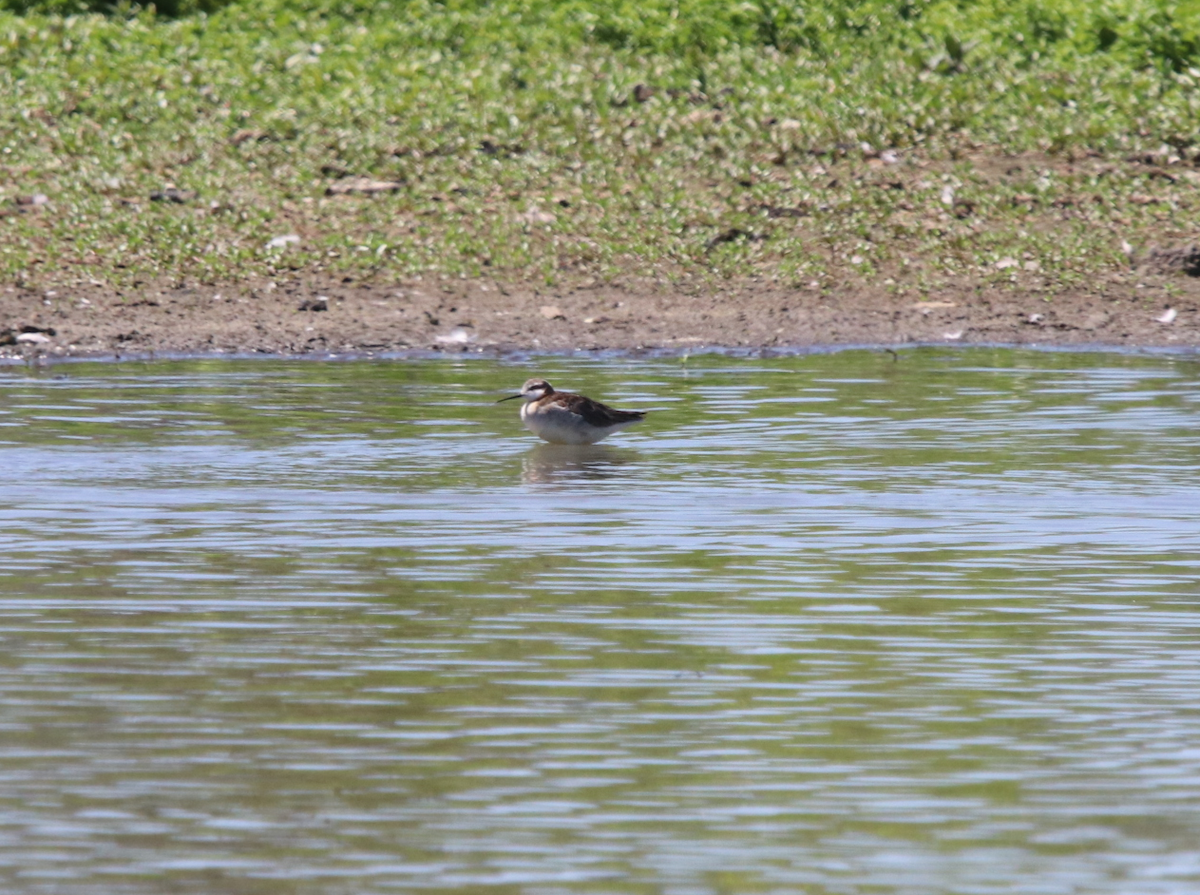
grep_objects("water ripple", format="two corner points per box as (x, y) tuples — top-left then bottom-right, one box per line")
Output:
(2, 350), (1200, 893)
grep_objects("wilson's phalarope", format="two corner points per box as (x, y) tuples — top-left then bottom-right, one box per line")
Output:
(497, 379), (646, 444)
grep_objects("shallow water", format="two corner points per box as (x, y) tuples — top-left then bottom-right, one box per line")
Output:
(2, 348), (1200, 894)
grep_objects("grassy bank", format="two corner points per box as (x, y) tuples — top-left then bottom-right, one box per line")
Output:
(2, 0), (1200, 297)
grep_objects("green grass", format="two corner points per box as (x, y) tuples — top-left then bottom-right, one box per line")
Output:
(2, 0), (1200, 293)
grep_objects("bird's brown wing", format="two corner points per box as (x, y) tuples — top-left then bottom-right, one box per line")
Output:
(559, 393), (646, 427)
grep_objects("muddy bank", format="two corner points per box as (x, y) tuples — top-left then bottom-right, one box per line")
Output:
(3, 271), (1200, 360)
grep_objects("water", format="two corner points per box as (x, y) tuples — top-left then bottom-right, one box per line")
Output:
(2, 348), (1200, 894)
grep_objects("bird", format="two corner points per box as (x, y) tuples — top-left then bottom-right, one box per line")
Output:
(497, 378), (646, 444)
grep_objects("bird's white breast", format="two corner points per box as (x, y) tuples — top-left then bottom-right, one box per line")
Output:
(521, 401), (624, 444)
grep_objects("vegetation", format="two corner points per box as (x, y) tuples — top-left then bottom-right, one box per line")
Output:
(2, 0), (1200, 294)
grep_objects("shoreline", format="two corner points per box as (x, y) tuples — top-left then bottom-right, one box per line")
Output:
(8, 341), (1199, 369)
(4, 272), (1200, 363)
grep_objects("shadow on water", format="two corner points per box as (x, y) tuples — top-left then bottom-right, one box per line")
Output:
(520, 442), (639, 484)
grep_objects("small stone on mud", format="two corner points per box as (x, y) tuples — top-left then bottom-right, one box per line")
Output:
(911, 301), (957, 313)
(267, 234), (301, 249)
(325, 178), (404, 196)
(149, 188), (196, 203)
(229, 128), (267, 144)
(995, 257), (1019, 270)
(230, 129), (270, 145)
(522, 208), (557, 225)
(540, 305), (565, 320)
(435, 326), (475, 344)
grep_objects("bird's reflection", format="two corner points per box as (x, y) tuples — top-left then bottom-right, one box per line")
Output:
(521, 443), (638, 484)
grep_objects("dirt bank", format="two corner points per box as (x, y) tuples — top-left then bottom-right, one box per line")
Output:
(3, 269), (1200, 360)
